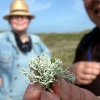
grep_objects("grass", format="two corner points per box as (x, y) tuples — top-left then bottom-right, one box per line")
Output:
(38, 31), (90, 68)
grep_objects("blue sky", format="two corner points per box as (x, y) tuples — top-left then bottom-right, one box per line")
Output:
(0, 0), (96, 33)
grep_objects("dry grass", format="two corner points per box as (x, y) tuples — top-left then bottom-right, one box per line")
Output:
(38, 32), (89, 68)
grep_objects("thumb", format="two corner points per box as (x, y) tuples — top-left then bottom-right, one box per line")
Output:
(23, 83), (42, 100)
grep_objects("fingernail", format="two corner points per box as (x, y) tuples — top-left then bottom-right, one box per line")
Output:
(28, 83), (37, 92)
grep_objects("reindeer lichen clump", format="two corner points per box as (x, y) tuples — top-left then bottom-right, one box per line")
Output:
(21, 53), (75, 91)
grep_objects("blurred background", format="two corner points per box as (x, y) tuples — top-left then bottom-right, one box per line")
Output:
(0, 0), (96, 68)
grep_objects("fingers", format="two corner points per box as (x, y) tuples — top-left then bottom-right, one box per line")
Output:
(23, 79), (69, 100)
(68, 84), (81, 100)
(53, 79), (98, 100)
(23, 83), (42, 100)
(58, 79), (69, 96)
(79, 87), (99, 100)
(75, 78), (93, 85)
(75, 74), (96, 85)
(70, 61), (100, 85)
(52, 79), (69, 100)
(75, 74), (96, 84)
(41, 90), (60, 100)
(23, 78), (99, 100)
(52, 80), (59, 95)
(82, 63), (100, 75)
(69, 84), (98, 100)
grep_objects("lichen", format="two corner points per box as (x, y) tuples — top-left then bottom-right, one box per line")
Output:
(21, 53), (75, 91)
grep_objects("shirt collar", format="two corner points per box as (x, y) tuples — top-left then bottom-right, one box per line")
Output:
(7, 31), (17, 47)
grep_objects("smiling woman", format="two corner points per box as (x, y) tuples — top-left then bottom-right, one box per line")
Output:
(9, 16), (30, 33)
(0, 0), (51, 100)
(69, 0), (100, 97)
(84, 0), (100, 27)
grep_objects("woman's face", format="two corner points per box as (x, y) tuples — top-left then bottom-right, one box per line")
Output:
(10, 16), (30, 32)
(84, 0), (100, 27)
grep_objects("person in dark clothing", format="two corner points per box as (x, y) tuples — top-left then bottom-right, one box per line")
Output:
(69, 0), (100, 97)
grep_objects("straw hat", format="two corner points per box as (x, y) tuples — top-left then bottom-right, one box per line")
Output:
(4, 0), (35, 20)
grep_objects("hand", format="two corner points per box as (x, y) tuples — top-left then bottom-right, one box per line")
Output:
(23, 83), (59, 100)
(53, 78), (99, 100)
(23, 83), (42, 100)
(23, 79), (99, 100)
(69, 61), (100, 85)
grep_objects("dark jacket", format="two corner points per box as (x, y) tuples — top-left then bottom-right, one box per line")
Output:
(73, 27), (100, 96)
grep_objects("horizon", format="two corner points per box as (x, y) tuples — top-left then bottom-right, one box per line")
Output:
(0, 28), (92, 34)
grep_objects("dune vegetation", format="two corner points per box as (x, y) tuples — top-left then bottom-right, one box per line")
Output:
(38, 30), (90, 68)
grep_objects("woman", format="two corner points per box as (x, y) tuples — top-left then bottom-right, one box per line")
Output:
(69, 0), (100, 97)
(0, 0), (51, 100)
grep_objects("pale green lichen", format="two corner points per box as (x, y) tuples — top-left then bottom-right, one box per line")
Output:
(21, 53), (75, 91)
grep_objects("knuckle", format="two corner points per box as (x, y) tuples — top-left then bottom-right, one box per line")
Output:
(94, 70), (100, 75)
(85, 68), (92, 74)
(83, 80), (92, 85)
(83, 81), (90, 85)
(86, 75), (91, 80)
(92, 76), (96, 80)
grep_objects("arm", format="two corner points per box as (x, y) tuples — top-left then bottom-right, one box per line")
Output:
(38, 38), (51, 57)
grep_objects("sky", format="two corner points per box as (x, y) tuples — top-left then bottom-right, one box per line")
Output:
(0, 0), (96, 33)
